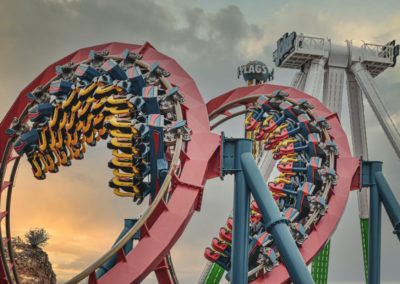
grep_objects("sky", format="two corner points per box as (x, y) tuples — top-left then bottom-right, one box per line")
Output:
(0, 0), (400, 283)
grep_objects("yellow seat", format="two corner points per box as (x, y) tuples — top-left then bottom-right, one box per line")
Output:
(49, 106), (61, 128)
(110, 177), (141, 194)
(110, 130), (133, 139)
(78, 81), (97, 99)
(28, 152), (45, 179)
(62, 90), (78, 109)
(112, 149), (132, 159)
(71, 100), (82, 113)
(113, 188), (136, 198)
(39, 128), (48, 152)
(113, 169), (136, 178)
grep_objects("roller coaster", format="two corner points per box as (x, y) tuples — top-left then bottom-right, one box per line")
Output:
(0, 33), (399, 284)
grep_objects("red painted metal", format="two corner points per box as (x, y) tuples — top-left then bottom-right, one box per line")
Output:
(154, 258), (173, 284)
(0, 42), (357, 284)
(206, 84), (358, 283)
(0, 42), (220, 283)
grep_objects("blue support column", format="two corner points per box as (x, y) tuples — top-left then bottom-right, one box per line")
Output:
(240, 152), (314, 284)
(362, 161), (382, 284)
(375, 172), (400, 241)
(232, 149), (251, 283)
(96, 219), (139, 278)
(361, 160), (400, 284)
(221, 136), (252, 284)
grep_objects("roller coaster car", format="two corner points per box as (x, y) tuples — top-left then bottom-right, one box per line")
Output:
(159, 98), (174, 115)
(94, 84), (118, 100)
(55, 63), (75, 80)
(309, 195), (327, 215)
(113, 80), (131, 94)
(273, 123), (301, 142)
(164, 86), (183, 103)
(112, 168), (135, 178)
(248, 232), (272, 270)
(89, 50), (109, 66)
(65, 142), (84, 160)
(27, 87), (51, 104)
(107, 157), (138, 174)
(28, 152), (47, 180)
(149, 62), (170, 79)
(211, 238), (231, 257)
(14, 129), (39, 156)
(274, 141), (308, 159)
(226, 217), (233, 231)
(324, 140), (339, 156)
(257, 94), (281, 113)
(298, 114), (320, 137)
(110, 178), (151, 203)
(129, 96), (145, 112)
(74, 63), (101, 82)
(108, 177), (141, 194)
(109, 129), (134, 140)
(307, 133), (326, 159)
(105, 94), (131, 108)
(78, 80), (98, 102)
(250, 214), (263, 234)
(277, 159), (306, 174)
(321, 167), (338, 186)
(107, 120), (149, 139)
(57, 145), (71, 166)
(49, 80), (74, 98)
(306, 157), (322, 186)
(107, 138), (132, 153)
(107, 117), (132, 133)
(164, 120), (190, 146)
(121, 49), (142, 63)
(315, 116), (331, 130)
(6, 118), (29, 138)
(251, 200), (260, 213)
(257, 113), (286, 140)
(219, 227), (232, 243)
(28, 103), (53, 125)
(101, 59), (128, 81)
(245, 110), (261, 131)
(259, 247), (278, 272)
(279, 101), (300, 120)
(108, 158), (150, 177)
(295, 182), (315, 216)
(283, 207), (300, 222)
(14, 129), (47, 179)
(49, 104), (68, 130)
(268, 179), (296, 196)
(78, 104), (94, 125)
(133, 143), (150, 159)
(290, 222), (307, 245)
(126, 66), (146, 95)
(43, 150), (59, 173)
(204, 248), (231, 271)
(107, 137), (147, 155)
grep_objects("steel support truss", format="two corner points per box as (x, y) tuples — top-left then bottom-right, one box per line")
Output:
(220, 133), (314, 284)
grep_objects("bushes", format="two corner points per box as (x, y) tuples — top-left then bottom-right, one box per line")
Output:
(24, 228), (49, 248)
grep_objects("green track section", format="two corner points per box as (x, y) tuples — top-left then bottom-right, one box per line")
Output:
(204, 263), (224, 284)
(360, 218), (369, 283)
(311, 240), (331, 284)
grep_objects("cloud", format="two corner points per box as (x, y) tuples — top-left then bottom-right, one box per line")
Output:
(1, 0), (400, 283)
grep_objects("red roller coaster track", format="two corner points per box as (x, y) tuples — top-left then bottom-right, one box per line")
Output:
(0, 43), (358, 283)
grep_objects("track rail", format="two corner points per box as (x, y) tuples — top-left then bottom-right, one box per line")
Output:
(0, 45), (358, 284)
(0, 42), (218, 284)
(206, 84), (358, 283)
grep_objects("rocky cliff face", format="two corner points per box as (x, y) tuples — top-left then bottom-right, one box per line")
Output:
(5, 237), (56, 284)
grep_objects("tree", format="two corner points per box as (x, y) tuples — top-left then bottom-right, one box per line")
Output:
(24, 228), (49, 248)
